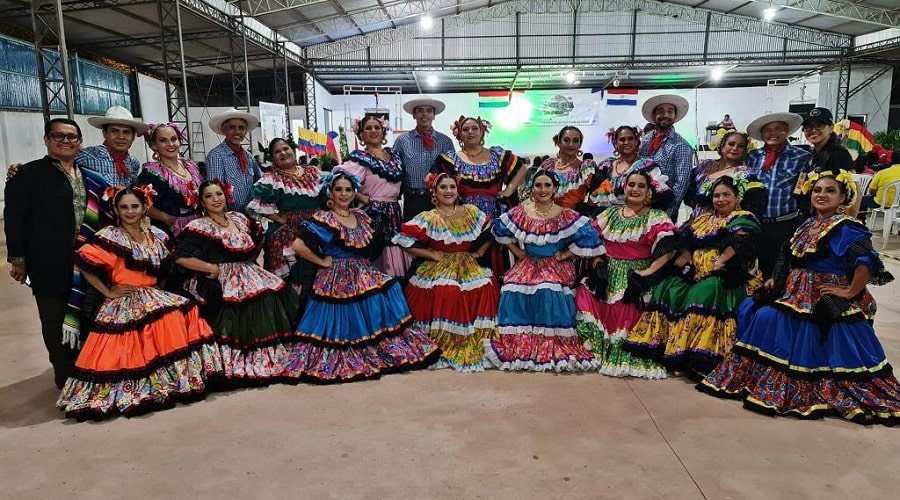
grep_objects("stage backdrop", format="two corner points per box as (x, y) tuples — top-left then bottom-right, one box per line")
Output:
(333, 80), (820, 158)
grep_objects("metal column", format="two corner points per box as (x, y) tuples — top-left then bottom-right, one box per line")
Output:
(30, 0), (74, 120)
(229, 0), (253, 148)
(158, 0), (192, 156)
(273, 44), (291, 136)
(835, 52), (851, 120)
(305, 70), (317, 131)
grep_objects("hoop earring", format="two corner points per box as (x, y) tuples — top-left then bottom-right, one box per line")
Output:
(458, 141), (464, 149)
(326, 199), (334, 209)
(480, 138), (485, 145)
(577, 150), (583, 158)
(152, 152), (160, 161)
(644, 196), (652, 206)
(837, 205), (847, 214)
(382, 138), (388, 146)
(431, 196), (438, 207)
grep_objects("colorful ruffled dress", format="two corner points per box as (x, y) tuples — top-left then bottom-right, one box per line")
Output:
(434, 146), (522, 279)
(246, 166), (323, 296)
(539, 157), (596, 213)
(283, 209), (440, 383)
(57, 226), (224, 420)
(177, 212), (300, 385)
(393, 205), (499, 371)
(338, 149), (411, 278)
(624, 210), (762, 377)
(136, 159), (202, 237)
(698, 215), (900, 425)
(575, 206), (676, 379)
(486, 205), (604, 371)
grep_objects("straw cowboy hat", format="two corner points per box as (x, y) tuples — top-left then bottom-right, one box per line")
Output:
(87, 106), (149, 136)
(641, 94), (690, 124)
(402, 95), (446, 115)
(208, 107), (260, 133)
(747, 112), (803, 141)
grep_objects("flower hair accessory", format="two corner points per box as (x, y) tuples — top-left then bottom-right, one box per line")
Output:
(131, 184), (157, 208)
(352, 116), (390, 137)
(103, 184), (156, 208)
(211, 178), (235, 206)
(701, 172), (749, 202)
(425, 171), (454, 192)
(142, 122), (187, 142)
(451, 115), (492, 141)
(323, 168), (362, 195)
(801, 169), (857, 206)
(710, 128), (757, 153)
(183, 181), (199, 209)
(103, 185), (126, 202)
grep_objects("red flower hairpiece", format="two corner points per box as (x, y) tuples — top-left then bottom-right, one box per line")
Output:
(212, 178), (235, 206)
(424, 171), (454, 192)
(131, 184), (158, 208)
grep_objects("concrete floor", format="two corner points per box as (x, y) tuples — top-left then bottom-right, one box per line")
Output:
(3, 223), (900, 499)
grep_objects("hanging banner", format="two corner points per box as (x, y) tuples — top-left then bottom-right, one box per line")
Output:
(258, 101), (287, 146)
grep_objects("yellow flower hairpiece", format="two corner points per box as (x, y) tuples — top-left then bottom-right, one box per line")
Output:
(801, 169), (857, 206)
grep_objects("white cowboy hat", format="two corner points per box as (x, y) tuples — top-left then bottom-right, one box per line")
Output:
(402, 95), (446, 115)
(86, 105), (149, 136)
(746, 112), (803, 141)
(208, 107), (260, 133)
(641, 94), (690, 124)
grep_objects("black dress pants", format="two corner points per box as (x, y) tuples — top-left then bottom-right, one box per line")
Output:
(34, 294), (78, 389)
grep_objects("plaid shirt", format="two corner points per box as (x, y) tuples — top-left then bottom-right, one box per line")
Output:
(76, 145), (141, 186)
(746, 145), (812, 218)
(393, 129), (453, 190)
(205, 141), (261, 212)
(639, 129), (694, 217)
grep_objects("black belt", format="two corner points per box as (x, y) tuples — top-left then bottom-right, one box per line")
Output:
(761, 211), (800, 223)
(403, 188), (430, 196)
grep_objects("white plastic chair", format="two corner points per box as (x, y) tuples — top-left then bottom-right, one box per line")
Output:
(865, 179), (900, 249)
(852, 173), (873, 197)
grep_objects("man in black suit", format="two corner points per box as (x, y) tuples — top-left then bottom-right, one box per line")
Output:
(5, 118), (111, 388)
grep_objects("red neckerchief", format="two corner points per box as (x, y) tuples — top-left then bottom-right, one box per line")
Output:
(417, 127), (435, 151)
(761, 143), (787, 172)
(104, 143), (130, 180)
(227, 142), (248, 174)
(647, 129), (670, 155)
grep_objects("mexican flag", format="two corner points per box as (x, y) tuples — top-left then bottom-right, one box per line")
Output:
(478, 90), (523, 108)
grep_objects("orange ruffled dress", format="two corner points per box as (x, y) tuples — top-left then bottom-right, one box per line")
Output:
(57, 226), (224, 420)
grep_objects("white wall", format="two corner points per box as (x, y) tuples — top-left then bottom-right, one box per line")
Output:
(818, 65), (893, 133)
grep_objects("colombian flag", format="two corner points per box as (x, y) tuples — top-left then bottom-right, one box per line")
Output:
(296, 127), (328, 156)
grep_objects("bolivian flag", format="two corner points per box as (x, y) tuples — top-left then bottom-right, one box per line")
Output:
(842, 120), (876, 154)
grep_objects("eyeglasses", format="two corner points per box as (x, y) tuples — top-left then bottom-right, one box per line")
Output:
(802, 123), (829, 132)
(47, 133), (82, 143)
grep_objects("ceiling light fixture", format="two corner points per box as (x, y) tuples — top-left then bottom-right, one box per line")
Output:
(710, 67), (725, 82)
(426, 74), (439, 87)
(763, 7), (776, 22)
(565, 71), (576, 83)
(420, 15), (434, 29)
